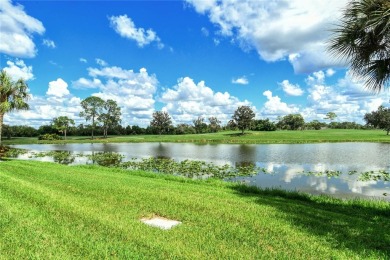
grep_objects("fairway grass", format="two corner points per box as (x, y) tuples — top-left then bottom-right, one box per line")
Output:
(2, 129), (390, 145)
(0, 160), (389, 259)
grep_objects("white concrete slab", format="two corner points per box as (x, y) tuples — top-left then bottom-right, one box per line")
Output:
(141, 217), (181, 230)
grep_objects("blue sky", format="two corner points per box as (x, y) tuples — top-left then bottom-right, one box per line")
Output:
(1, 0), (389, 127)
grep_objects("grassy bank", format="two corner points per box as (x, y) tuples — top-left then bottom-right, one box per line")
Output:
(2, 129), (390, 145)
(0, 160), (389, 259)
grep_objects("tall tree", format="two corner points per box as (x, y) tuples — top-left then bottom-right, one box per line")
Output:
(52, 116), (75, 140)
(208, 116), (221, 133)
(328, 0), (390, 92)
(193, 116), (208, 134)
(79, 96), (105, 139)
(0, 70), (30, 145)
(98, 99), (121, 138)
(232, 106), (255, 134)
(150, 111), (172, 135)
(324, 112), (337, 121)
(364, 105), (390, 135)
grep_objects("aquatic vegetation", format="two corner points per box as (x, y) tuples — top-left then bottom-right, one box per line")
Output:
(303, 170), (343, 178)
(33, 151), (76, 165)
(359, 170), (390, 182)
(87, 152), (124, 167)
(302, 169), (389, 182)
(120, 157), (260, 179)
(2, 148), (27, 158)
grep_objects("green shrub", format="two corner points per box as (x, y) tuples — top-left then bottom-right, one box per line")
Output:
(38, 133), (62, 140)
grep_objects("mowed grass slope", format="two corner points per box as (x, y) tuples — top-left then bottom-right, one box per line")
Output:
(0, 160), (389, 259)
(2, 129), (390, 145)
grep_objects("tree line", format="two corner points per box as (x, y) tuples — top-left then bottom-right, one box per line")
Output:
(3, 102), (389, 141)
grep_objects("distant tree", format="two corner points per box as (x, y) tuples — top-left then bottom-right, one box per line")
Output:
(328, 121), (364, 129)
(52, 116), (75, 140)
(124, 125), (132, 135)
(232, 106), (255, 134)
(226, 119), (237, 130)
(251, 119), (276, 131)
(38, 124), (58, 135)
(110, 124), (125, 135)
(324, 112), (337, 121)
(0, 70), (30, 145)
(306, 120), (325, 130)
(193, 116), (208, 134)
(79, 96), (105, 139)
(277, 114), (305, 130)
(328, 0), (390, 92)
(2, 125), (38, 138)
(364, 105), (390, 135)
(75, 124), (90, 136)
(175, 124), (196, 135)
(131, 125), (145, 135)
(208, 116), (221, 133)
(98, 99), (121, 138)
(150, 111), (172, 135)
(2, 124), (11, 139)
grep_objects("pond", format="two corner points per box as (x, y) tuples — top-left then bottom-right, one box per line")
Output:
(9, 142), (390, 201)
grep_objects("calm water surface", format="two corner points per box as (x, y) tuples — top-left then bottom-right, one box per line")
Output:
(11, 142), (390, 201)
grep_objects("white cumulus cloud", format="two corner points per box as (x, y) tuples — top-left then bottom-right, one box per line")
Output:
(46, 78), (70, 98)
(186, 0), (348, 73)
(4, 94), (82, 127)
(74, 66), (158, 126)
(3, 59), (34, 81)
(161, 77), (252, 124)
(279, 80), (304, 96)
(0, 0), (45, 57)
(72, 78), (104, 89)
(261, 90), (299, 118)
(109, 15), (163, 48)
(232, 76), (249, 85)
(5, 65), (159, 127)
(303, 70), (389, 122)
(326, 68), (336, 77)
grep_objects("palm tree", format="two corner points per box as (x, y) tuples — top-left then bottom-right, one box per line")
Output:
(0, 70), (30, 145)
(328, 0), (390, 92)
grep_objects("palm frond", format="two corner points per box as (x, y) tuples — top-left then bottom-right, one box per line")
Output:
(328, 0), (390, 92)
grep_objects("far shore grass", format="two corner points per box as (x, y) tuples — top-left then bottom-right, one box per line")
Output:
(0, 160), (389, 259)
(2, 129), (390, 145)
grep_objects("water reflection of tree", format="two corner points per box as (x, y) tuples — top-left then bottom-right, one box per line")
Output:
(155, 155), (171, 160)
(88, 151), (123, 167)
(235, 161), (255, 168)
(237, 145), (257, 164)
(51, 151), (75, 165)
(154, 143), (172, 159)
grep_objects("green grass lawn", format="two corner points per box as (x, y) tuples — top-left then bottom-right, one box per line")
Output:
(2, 129), (390, 145)
(0, 160), (389, 259)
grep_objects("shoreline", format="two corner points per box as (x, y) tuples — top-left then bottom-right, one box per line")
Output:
(2, 129), (390, 145)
